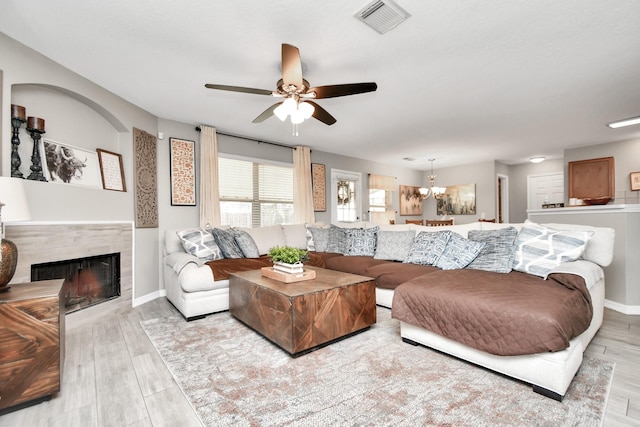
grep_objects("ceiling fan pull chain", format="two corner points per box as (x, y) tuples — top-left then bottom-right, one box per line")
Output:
(292, 123), (299, 136)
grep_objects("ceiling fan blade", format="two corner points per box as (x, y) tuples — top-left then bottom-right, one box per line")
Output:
(205, 84), (272, 96)
(306, 101), (337, 125)
(281, 44), (303, 88)
(309, 82), (378, 99)
(252, 102), (282, 123)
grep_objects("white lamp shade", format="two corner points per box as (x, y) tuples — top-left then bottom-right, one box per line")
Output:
(298, 102), (315, 119)
(0, 177), (31, 222)
(274, 103), (289, 121)
(290, 109), (304, 124)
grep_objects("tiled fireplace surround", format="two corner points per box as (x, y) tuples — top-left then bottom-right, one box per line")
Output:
(6, 222), (133, 323)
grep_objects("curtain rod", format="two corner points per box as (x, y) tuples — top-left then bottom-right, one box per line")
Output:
(195, 127), (296, 150)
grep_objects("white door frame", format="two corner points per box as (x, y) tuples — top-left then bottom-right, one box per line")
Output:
(330, 169), (362, 224)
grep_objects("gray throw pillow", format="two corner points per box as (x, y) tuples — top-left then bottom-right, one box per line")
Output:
(232, 229), (260, 258)
(176, 227), (223, 261)
(345, 226), (379, 256)
(326, 226), (348, 254)
(211, 228), (244, 259)
(435, 232), (485, 270)
(374, 230), (415, 261)
(466, 227), (518, 273)
(306, 225), (330, 252)
(404, 230), (452, 266)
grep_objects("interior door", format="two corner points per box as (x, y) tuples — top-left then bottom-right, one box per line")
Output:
(527, 172), (564, 210)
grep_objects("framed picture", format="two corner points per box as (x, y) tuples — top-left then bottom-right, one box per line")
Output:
(312, 163), (326, 211)
(97, 149), (126, 192)
(437, 183), (476, 215)
(399, 185), (422, 216)
(170, 137), (196, 206)
(631, 171), (640, 191)
(41, 139), (102, 188)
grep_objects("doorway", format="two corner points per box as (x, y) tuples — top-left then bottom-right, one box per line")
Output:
(527, 172), (564, 210)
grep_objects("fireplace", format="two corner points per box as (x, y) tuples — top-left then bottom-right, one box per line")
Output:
(31, 252), (121, 313)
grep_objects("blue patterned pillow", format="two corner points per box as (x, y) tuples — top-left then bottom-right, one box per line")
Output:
(345, 226), (379, 256)
(211, 228), (244, 259)
(176, 227), (223, 261)
(232, 229), (260, 258)
(374, 230), (415, 261)
(435, 232), (486, 270)
(326, 226), (348, 254)
(512, 221), (593, 277)
(466, 227), (518, 273)
(306, 225), (330, 251)
(404, 231), (452, 265)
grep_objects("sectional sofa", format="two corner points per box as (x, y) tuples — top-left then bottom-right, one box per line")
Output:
(163, 220), (614, 400)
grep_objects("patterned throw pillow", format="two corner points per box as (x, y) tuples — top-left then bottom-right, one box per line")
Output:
(345, 226), (379, 256)
(306, 225), (330, 252)
(404, 231), (452, 266)
(176, 227), (223, 261)
(435, 233), (485, 270)
(232, 229), (260, 258)
(211, 228), (244, 259)
(374, 230), (415, 261)
(512, 220), (594, 277)
(326, 226), (348, 254)
(466, 227), (518, 273)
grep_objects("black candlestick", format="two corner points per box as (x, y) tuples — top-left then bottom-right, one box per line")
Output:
(26, 117), (47, 182)
(11, 116), (26, 178)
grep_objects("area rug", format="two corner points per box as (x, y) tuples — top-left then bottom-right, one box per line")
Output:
(141, 308), (614, 426)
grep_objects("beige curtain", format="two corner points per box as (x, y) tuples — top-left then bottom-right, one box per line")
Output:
(293, 146), (315, 224)
(199, 126), (221, 227)
(369, 173), (396, 225)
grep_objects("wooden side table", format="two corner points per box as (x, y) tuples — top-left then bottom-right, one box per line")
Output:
(0, 279), (65, 413)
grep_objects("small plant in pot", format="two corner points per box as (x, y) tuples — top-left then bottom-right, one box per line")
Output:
(268, 246), (308, 274)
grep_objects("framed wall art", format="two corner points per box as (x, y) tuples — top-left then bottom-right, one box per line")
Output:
(97, 148), (126, 192)
(133, 128), (158, 228)
(312, 163), (326, 211)
(399, 185), (422, 216)
(41, 139), (102, 188)
(631, 171), (640, 191)
(169, 137), (196, 206)
(436, 183), (476, 215)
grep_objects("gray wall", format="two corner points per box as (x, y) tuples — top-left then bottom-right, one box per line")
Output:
(564, 137), (640, 205)
(1, 32), (158, 302)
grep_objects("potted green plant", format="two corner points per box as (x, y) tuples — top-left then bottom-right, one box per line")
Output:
(268, 246), (308, 274)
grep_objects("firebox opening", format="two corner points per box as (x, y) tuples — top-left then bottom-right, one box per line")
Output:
(31, 252), (121, 314)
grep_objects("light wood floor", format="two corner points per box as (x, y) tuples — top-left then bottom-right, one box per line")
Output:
(1, 298), (639, 427)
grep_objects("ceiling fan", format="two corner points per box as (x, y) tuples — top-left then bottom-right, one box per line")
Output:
(205, 43), (377, 127)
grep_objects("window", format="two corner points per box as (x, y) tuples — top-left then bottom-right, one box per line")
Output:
(218, 156), (293, 227)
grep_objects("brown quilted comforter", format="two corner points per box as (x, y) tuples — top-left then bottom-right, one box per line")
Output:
(392, 269), (593, 356)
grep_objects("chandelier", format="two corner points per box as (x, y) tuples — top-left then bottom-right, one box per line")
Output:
(419, 159), (446, 200)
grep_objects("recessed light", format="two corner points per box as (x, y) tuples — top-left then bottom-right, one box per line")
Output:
(530, 157), (545, 164)
(607, 116), (640, 129)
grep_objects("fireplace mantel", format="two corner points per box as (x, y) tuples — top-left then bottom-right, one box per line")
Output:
(5, 221), (134, 326)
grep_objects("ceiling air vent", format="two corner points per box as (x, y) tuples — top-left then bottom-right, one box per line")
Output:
(355, 0), (410, 34)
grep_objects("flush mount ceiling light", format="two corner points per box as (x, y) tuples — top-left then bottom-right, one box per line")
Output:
(530, 156), (545, 164)
(418, 159), (446, 200)
(607, 115), (640, 129)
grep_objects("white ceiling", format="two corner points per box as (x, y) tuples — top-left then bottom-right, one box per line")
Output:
(2, 0), (640, 170)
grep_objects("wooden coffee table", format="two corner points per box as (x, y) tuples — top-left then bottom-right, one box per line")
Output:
(229, 266), (376, 357)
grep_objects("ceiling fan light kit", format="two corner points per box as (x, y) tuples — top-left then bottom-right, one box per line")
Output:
(205, 43), (377, 134)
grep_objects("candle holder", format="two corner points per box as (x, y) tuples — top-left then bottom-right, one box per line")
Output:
(26, 117), (47, 182)
(10, 105), (26, 179)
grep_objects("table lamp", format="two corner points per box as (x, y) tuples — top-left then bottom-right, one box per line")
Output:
(0, 177), (31, 291)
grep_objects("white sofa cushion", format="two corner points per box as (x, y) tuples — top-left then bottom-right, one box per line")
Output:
(542, 223), (614, 267)
(238, 225), (287, 255)
(281, 224), (308, 249)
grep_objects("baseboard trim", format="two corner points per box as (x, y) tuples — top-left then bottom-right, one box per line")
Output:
(133, 290), (166, 307)
(604, 299), (640, 315)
